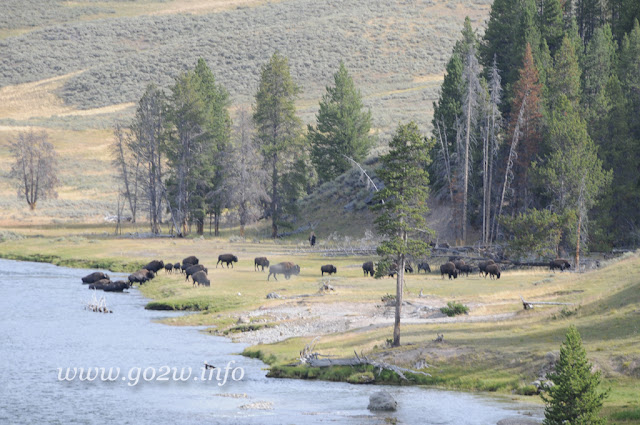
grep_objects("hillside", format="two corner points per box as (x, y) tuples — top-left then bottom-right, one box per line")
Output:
(0, 0), (489, 226)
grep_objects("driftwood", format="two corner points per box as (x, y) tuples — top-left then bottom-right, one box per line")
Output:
(298, 338), (431, 380)
(520, 296), (574, 310)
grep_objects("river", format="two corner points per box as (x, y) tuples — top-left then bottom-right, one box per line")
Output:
(0, 259), (542, 424)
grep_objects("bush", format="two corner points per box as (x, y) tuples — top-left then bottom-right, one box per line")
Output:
(440, 301), (469, 316)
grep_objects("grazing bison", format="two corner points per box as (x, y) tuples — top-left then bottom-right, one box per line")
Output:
(217, 254), (238, 268)
(191, 270), (210, 287)
(173, 262), (181, 272)
(144, 260), (165, 273)
(128, 269), (154, 285)
(164, 263), (174, 274)
(321, 265), (337, 276)
(550, 259), (571, 272)
(458, 264), (473, 277)
(88, 279), (111, 290)
(485, 264), (501, 279)
(453, 260), (465, 272)
(182, 256), (199, 266)
(417, 262), (431, 273)
(185, 264), (207, 281)
(254, 257), (270, 272)
(440, 262), (458, 279)
(362, 261), (375, 277)
(268, 262), (300, 281)
(81, 272), (109, 284)
(404, 262), (414, 273)
(478, 260), (495, 277)
(103, 280), (131, 292)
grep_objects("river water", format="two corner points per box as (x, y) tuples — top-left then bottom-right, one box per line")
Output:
(0, 259), (542, 424)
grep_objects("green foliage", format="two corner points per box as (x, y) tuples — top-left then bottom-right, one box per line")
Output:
(547, 36), (582, 111)
(309, 61), (373, 182)
(440, 301), (470, 317)
(542, 325), (609, 425)
(541, 0), (565, 56)
(253, 52), (304, 238)
(582, 25), (616, 121)
(501, 209), (571, 259)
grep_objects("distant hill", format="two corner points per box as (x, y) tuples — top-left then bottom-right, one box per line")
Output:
(0, 0), (489, 226)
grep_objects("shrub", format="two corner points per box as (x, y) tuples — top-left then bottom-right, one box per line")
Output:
(440, 301), (469, 316)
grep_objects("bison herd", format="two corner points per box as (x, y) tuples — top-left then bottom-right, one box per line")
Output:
(81, 249), (573, 295)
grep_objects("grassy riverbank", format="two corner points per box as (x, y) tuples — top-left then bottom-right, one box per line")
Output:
(1, 226), (638, 422)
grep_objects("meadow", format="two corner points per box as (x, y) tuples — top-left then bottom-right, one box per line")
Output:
(0, 227), (638, 422)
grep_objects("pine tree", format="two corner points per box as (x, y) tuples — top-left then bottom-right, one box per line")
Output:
(576, 0), (603, 44)
(534, 95), (611, 266)
(507, 44), (543, 214)
(309, 61), (373, 182)
(582, 24), (616, 120)
(619, 19), (640, 141)
(253, 52), (303, 238)
(540, 0), (565, 56)
(541, 326), (609, 425)
(547, 35), (582, 111)
(372, 122), (433, 347)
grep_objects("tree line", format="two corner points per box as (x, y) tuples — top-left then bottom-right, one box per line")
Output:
(112, 56), (373, 237)
(431, 2), (640, 262)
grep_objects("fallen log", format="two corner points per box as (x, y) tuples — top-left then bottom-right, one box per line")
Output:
(520, 296), (574, 310)
(298, 338), (431, 380)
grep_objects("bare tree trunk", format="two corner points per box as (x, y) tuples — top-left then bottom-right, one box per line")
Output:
(393, 254), (404, 347)
(271, 155), (278, 239)
(462, 92), (472, 244)
(435, 120), (454, 203)
(575, 213), (581, 271)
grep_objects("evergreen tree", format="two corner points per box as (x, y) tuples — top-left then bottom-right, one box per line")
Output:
(576, 0), (603, 44)
(619, 19), (640, 141)
(309, 61), (373, 182)
(507, 43), (543, 213)
(542, 326), (609, 425)
(253, 52), (304, 238)
(534, 95), (611, 265)
(540, 0), (565, 56)
(372, 122), (433, 347)
(582, 24), (616, 120)
(547, 35), (582, 111)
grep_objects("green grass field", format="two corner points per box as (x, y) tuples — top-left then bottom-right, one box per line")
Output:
(0, 226), (638, 422)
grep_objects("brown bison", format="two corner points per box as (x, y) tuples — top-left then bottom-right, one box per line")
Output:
(362, 261), (375, 277)
(453, 260), (465, 272)
(440, 262), (458, 279)
(458, 264), (474, 277)
(88, 279), (111, 290)
(217, 254), (238, 268)
(103, 280), (131, 292)
(81, 272), (109, 284)
(254, 257), (270, 272)
(321, 265), (337, 276)
(268, 262), (300, 281)
(182, 256), (199, 266)
(485, 264), (501, 279)
(404, 262), (414, 273)
(185, 264), (207, 281)
(550, 259), (571, 272)
(144, 260), (165, 273)
(164, 263), (174, 273)
(478, 260), (495, 277)
(192, 270), (210, 287)
(128, 269), (154, 284)
(417, 262), (431, 273)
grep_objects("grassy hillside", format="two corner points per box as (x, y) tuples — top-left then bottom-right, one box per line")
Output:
(0, 0), (488, 226)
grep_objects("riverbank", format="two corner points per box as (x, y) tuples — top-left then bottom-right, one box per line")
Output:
(1, 228), (638, 423)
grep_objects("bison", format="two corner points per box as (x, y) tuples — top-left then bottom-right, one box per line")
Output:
(458, 264), (474, 277)
(485, 264), (501, 279)
(478, 260), (495, 277)
(88, 278), (111, 290)
(164, 263), (174, 274)
(453, 260), (465, 272)
(182, 256), (199, 266)
(417, 262), (431, 273)
(321, 265), (337, 276)
(192, 270), (210, 287)
(185, 264), (207, 281)
(254, 257), (270, 272)
(217, 254), (238, 268)
(143, 260), (165, 273)
(550, 259), (571, 272)
(404, 262), (414, 273)
(362, 261), (375, 277)
(103, 280), (131, 292)
(268, 262), (300, 281)
(173, 262), (181, 272)
(440, 262), (458, 279)
(128, 269), (154, 284)
(81, 272), (109, 284)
